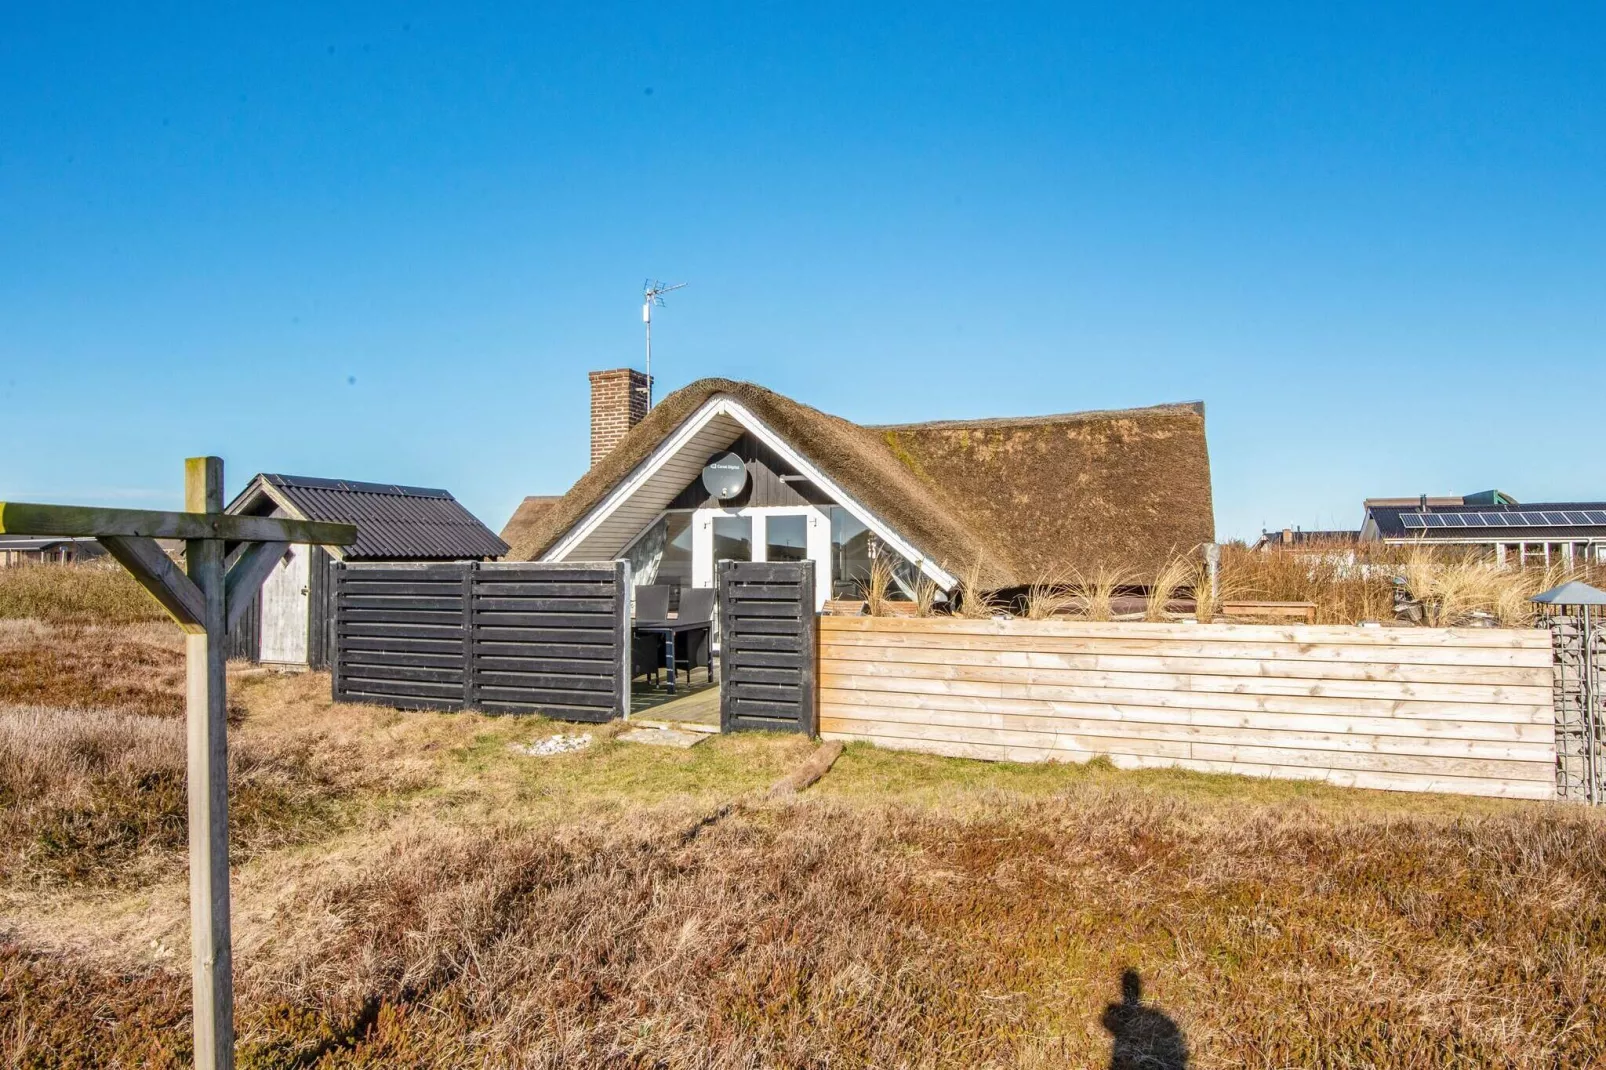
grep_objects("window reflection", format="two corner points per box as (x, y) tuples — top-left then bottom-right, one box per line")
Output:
(767, 514), (808, 563)
(713, 515), (752, 563)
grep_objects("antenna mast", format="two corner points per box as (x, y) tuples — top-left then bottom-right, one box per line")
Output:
(641, 279), (687, 406)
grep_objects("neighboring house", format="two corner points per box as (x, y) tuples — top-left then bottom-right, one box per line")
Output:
(1251, 528), (1359, 551)
(1360, 490), (1606, 566)
(0, 535), (106, 566)
(502, 369), (1215, 607)
(226, 474), (508, 668)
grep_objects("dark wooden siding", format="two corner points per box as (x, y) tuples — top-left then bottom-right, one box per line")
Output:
(470, 562), (628, 722)
(718, 560), (818, 734)
(332, 563), (469, 711)
(225, 589), (260, 661)
(332, 561), (628, 721)
(667, 433), (835, 510)
(307, 546), (333, 670)
(225, 544), (334, 667)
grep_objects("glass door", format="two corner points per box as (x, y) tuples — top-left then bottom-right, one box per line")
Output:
(691, 506), (830, 609)
(711, 515), (752, 564)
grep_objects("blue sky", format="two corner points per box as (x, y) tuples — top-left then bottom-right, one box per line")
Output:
(2, 4), (1601, 540)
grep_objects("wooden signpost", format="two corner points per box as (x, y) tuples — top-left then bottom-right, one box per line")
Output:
(0, 458), (356, 1070)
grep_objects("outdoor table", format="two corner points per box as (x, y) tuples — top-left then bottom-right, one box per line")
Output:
(632, 617), (714, 695)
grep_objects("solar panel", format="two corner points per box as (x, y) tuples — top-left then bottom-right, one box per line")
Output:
(1395, 508), (1606, 531)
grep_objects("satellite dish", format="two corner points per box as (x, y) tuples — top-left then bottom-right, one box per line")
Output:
(702, 451), (748, 500)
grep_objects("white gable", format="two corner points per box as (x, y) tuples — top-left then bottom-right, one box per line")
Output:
(540, 395), (956, 589)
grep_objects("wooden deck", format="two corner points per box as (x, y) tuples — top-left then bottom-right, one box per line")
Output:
(630, 663), (720, 729)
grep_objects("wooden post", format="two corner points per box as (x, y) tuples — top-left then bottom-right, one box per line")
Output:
(0, 462), (356, 1070)
(185, 457), (234, 1070)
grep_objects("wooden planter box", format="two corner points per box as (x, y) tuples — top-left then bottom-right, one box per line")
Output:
(1220, 600), (1318, 623)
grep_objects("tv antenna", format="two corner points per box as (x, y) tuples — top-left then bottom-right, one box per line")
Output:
(642, 279), (686, 406)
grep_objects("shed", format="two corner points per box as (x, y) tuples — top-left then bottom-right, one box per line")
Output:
(225, 474), (508, 668)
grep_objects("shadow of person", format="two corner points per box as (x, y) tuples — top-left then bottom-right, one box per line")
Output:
(1101, 968), (1189, 1070)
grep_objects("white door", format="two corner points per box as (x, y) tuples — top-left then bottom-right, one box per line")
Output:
(259, 544), (310, 664)
(690, 506), (830, 610)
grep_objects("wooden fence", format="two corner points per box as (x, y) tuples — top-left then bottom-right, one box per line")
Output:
(819, 617), (1557, 799)
(332, 561), (629, 721)
(719, 560), (818, 733)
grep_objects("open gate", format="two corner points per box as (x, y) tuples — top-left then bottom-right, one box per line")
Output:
(717, 559), (818, 734)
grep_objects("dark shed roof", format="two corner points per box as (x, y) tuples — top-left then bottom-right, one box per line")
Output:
(228, 474), (508, 560)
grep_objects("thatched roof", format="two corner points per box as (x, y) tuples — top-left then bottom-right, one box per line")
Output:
(499, 495), (562, 556)
(507, 378), (1214, 588)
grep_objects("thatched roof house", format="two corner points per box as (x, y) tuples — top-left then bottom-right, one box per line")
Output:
(505, 371), (1213, 602)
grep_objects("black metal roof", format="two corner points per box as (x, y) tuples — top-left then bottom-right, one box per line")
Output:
(1369, 500), (1606, 539)
(231, 474), (509, 560)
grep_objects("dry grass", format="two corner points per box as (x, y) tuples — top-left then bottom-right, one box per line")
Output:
(1070, 564), (1133, 622)
(5, 772), (1604, 1068)
(0, 703), (358, 889)
(1144, 553), (1194, 622)
(0, 561), (165, 624)
(0, 625), (198, 718)
(1, 621), (1604, 1067)
(951, 560), (1001, 619)
(1024, 567), (1078, 620)
(1216, 541), (1601, 626)
(865, 552), (896, 617)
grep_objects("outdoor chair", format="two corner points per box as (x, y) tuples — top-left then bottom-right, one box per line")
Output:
(634, 584), (672, 622)
(675, 587), (716, 685)
(677, 587), (714, 623)
(631, 632), (665, 686)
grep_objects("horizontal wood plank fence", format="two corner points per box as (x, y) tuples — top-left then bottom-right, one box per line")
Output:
(332, 561), (628, 721)
(820, 617), (1557, 799)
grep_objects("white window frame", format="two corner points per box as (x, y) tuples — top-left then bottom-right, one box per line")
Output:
(690, 504), (831, 609)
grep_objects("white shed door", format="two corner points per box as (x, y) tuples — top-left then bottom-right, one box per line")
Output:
(259, 544), (310, 664)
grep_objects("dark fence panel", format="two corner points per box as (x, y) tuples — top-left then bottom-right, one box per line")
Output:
(333, 563), (470, 711)
(471, 562), (628, 722)
(719, 560), (817, 734)
(332, 560), (628, 721)
(225, 588), (260, 662)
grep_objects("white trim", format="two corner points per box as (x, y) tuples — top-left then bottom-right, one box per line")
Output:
(686, 504), (830, 610)
(618, 506), (693, 561)
(227, 477), (347, 562)
(541, 395), (957, 590)
(544, 397), (730, 561)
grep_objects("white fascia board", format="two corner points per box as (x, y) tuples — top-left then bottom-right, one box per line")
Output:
(541, 395), (957, 590)
(542, 396), (732, 562)
(228, 479), (333, 558)
(727, 399), (956, 590)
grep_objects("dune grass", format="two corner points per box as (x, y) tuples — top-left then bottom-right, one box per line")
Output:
(0, 621), (1603, 1067)
(0, 561), (166, 625)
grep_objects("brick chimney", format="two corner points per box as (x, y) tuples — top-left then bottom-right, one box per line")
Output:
(589, 368), (651, 467)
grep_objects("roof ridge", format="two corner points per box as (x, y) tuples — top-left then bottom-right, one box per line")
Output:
(262, 473), (452, 499)
(866, 400), (1205, 432)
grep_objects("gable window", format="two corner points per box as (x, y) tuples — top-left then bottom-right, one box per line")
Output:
(829, 506), (871, 598)
(624, 510), (694, 588)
